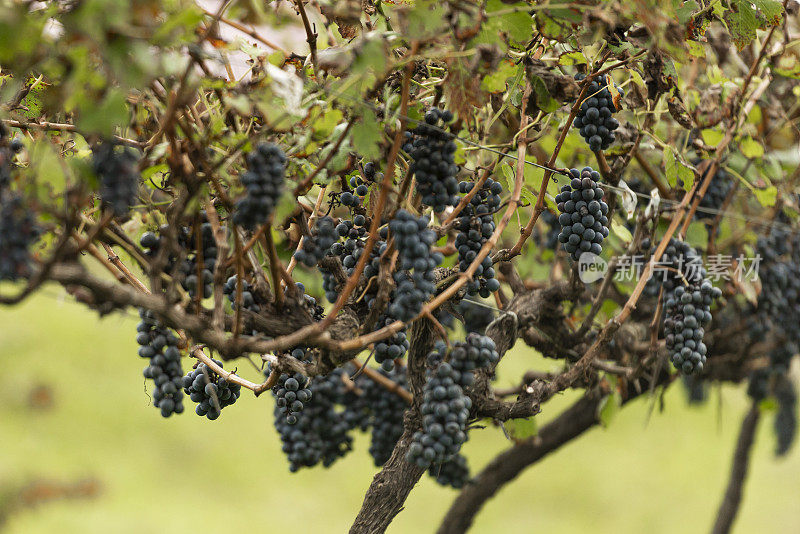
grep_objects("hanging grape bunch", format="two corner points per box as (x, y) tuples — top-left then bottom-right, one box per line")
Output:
(272, 351), (314, 425)
(294, 215), (338, 267)
(182, 361), (242, 420)
(690, 161), (734, 222)
(92, 141), (141, 216)
(0, 194), (39, 281)
(403, 108), (460, 213)
(388, 209), (441, 322)
(136, 309), (185, 418)
(454, 178), (503, 297)
(555, 167), (610, 260)
(641, 238), (722, 375)
(179, 221), (217, 300)
(0, 125), (23, 193)
(573, 73), (623, 152)
(233, 143), (286, 229)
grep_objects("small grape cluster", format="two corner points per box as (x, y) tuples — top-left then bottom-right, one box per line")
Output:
(454, 179), (502, 297)
(223, 276), (261, 313)
(342, 163), (379, 207)
(362, 365), (408, 466)
(642, 238), (721, 375)
(273, 358), (313, 425)
(273, 366), (355, 471)
(388, 210), (441, 321)
(573, 73), (622, 152)
(182, 361), (242, 420)
(693, 162), (733, 222)
(748, 345), (797, 456)
(555, 167), (609, 260)
(0, 126), (23, 193)
(136, 309), (185, 417)
(233, 143), (286, 229)
(294, 215), (337, 267)
(403, 108), (460, 212)
(406, 360), (471, 468)
(374, 316), (411, 369)
(0, 194), (39, 281)
(92, 142), (140, 216)
(179, 222), (217, 300)
(448, 333), (499, 387)
(428, 454), (470, 489)
(536, 209), (561, 250)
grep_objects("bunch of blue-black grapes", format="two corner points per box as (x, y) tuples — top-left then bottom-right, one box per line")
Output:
(387, 209), (441, 321)
(641, 238), (721, 375)
(273, 360), (355, 471)
(406, 334), (498, 469)
(233, 143), (286, 229)
(747, 344), (797, 456)
(92, 142), (140, 217)
(454, 179), (502, 297)
(457, 297), (494, 335)
(343, 162), (381, 207)
(0, 125), (23, 193)
(359, 365), (409, 466)
(272, 348), (314, 425)
(692, 161), (733, 222)
(136, 308), (185, 417)
(573, 73), (623, 152)
(429, 454), (470, 489)
(403, 108), (460, 212)
(182, 360), (242, 420)
(294, 215), (338, 267)
(179, 221), (217, 300)
(0, 194), (39, 281)
(555, 167), (609, 260)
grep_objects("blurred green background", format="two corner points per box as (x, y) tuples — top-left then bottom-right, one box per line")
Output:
(0, 293), (798, 533)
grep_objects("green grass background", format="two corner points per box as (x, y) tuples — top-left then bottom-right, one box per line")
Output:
(0, 293), (798, 533)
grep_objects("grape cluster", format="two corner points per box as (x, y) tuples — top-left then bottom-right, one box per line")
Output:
(536, 209), (561, 251)
(774, 374), (797, 456)
(136, 309), (185, 417)
(182, 361), (242, 420)
(92, 142), (140, 216)
(555, 167), (609, 260)
(403, 108), (460, 212)
(374, 316), (410, 370)
(753, 225), (800, 341)
(362, 365), (408, 466)
(294, 215), (337, 267)
(457, 297), (494, 334)
(448, 333), (499, 387)
(573, 73), (622, 152)
(179, 222), (217, 300)
(454, 179), (503, 297)
(388, 210), (441, 321)
(0, 194), (39, 281)
(0, 127), (22, 193)
(343, 163), (379, 207)
(233, 143), (286, 229)
(693, 162), (733, 222)
(406, 360), (471, 468)
(273, 366), (355, 471)
(642, 238), (721, 375)
(273, 359), (313, 425)
(428, 454), (470, 489)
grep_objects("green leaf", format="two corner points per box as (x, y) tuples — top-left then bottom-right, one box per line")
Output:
(597, 391), (622, 428)
(530, 75), (560, 113)
(676, 0), (699, 24)
(678, 160), (694, 192)
(351, 109), (382, 159)
(481, 61), (519, 93)
(754, 186), (777, 207)
(75, 88), (129, 136)
(723, 0), (784, 50)
(701, 129), (724, 146)
(404, 0), (447, 40)
(740, 137), (764, 159)
(503, 417), (538, 442)
(558, 52), (587, 66)
(610, 219), (633, 243)
(663, 147), (678, 187)
(312, 108), (344, 140)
